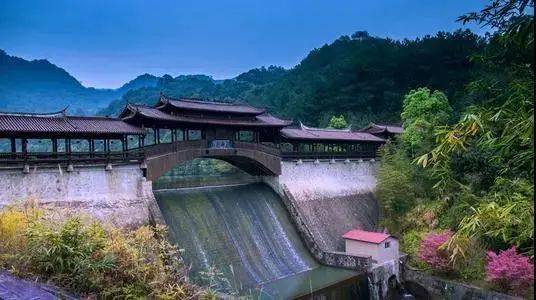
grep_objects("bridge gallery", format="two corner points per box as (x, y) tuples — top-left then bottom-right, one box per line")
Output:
(0, 94), (401, 176)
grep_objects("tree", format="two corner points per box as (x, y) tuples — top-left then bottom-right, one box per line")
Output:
(401, 88), (453, 156)
(327, 115), (348, 129)
(417, 0), (535, 261)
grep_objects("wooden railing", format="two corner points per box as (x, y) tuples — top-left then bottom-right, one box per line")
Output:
(143, 140), (207, 157)
(234, 141), (281, 156)
(143, 140), (282, 158)
(0, 150), (143, 165)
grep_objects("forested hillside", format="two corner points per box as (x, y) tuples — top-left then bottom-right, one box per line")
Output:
(0, 51), (158, 115)
(100, 30), (485, 127)
(377, 0), (534, 296)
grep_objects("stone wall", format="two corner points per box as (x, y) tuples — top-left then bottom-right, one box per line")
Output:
(278, 160), (380, 251)
(402, 266), (521, 300)
(0, 164), (160, 228)
(263, 176), (372, 272)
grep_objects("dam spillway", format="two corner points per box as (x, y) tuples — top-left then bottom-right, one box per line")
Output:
(155, 183), (365, 298)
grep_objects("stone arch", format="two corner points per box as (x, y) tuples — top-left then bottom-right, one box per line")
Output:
(144, 146), (281, 181)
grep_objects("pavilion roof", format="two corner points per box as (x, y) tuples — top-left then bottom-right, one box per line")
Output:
(157, 94), (265, 115)
(0, 111), (143, 136)
(280, 122), (385, 142)
(362, 123), (403, 134)
(122, 104), (291, 127)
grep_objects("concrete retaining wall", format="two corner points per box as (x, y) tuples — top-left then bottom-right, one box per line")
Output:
(278, 160), (380, 252)
(263, 176), (372, 272)
(402, 266), (521, 300)
(0, 164), (159, 228)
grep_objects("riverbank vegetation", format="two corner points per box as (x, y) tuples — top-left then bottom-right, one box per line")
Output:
(0, 204), (212, 299)
(377, 0), (534, 297)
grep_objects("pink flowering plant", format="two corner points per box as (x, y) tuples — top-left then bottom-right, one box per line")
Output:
(418, 230), (454, 273)
(485, 247), (534, 295)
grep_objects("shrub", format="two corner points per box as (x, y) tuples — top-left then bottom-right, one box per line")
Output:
(418, 231), (454, 273)
(0, 206), (204, 299)
(485, 247), (534, 295)
(454, 240), (486, 281)
(400, 229), (429, 269)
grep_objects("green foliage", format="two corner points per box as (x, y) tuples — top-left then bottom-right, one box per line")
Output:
(399, 229), (429, 269)
(25, 217), (112, 291)
(327, 115), (348, 129)
(451, 178), (534, 254)
(98, 30), (485, 128)
(377, 142), (418, 230)
(401, 88), (453, 156)
(0, 206), (204, 298)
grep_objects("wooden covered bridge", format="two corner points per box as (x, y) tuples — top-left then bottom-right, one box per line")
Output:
(0, 95), (400, 178)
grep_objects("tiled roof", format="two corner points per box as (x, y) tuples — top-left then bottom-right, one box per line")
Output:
(342, 229), (393, 244)
(123, 104), (291, 127)
(0, 112), (143, 135)
(159, 95), (265, 115)
(280, 123), (385, 142)
(363, 123), (403, 134)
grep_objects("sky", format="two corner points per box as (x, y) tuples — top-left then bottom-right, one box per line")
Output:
(0, 0), (490, 89)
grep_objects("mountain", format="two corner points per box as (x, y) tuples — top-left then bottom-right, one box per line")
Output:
(115, 73), (159, 95)
(0, 50), (157, 115)
(2, 29), (485, 125)
(99, 30), (486, 127)
(97, 67), (287, 116)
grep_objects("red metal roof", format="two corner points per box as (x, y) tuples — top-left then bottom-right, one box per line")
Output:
(123, 104), (291, 127)
(0, 112), (144, 136)
(342, 229), (392, 244)
(281, 123), (385, 142)
(159, 95), (265, 115)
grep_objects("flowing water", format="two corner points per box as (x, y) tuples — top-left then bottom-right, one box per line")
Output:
(155, 182), (367, 298)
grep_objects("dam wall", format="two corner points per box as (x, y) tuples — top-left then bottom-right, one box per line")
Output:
(0, 164), (158, 228)
(277, 159), (380, 252)
(153, 183), (367, 298)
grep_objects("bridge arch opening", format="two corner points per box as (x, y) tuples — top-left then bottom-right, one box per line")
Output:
(151, 158), (262, 190)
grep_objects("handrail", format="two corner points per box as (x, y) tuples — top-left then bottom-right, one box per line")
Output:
(142, 140), (281, 158)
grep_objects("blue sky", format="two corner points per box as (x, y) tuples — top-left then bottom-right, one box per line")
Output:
(0, 0), (490, 89)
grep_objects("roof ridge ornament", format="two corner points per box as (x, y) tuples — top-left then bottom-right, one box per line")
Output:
(0, 106), (69, 118)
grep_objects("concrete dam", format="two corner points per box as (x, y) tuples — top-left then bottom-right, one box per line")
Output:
(151, 159), (380, 298)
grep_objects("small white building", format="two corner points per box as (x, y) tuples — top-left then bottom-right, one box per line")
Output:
(342, 229), (399, 264)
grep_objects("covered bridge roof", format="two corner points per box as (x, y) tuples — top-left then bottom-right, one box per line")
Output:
(281, 122), (385, 142)
(156, 94), (265, 115)
(0, 110), (143, 137)
(121, 104), (291, 127)
(362, 123), (403, 135)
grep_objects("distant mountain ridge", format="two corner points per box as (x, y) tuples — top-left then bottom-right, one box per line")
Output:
(99, 30), (486, 127)
(1, 29), (486, 126)
(0, 50), (158, 115)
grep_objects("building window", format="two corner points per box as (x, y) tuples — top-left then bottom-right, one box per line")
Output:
(109, 139), (123, 151)
(94, 140), (105, 152)
(385, 241), (390, 248)
(144, 128), (156, 145)
(0, 139), (10, 153)
(188, 130), (202, 141)
(71, 139), (90, 152)
(159, 129), (172, 143)
(236, 130), (254, 142)
(27, 139), (53, 152)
